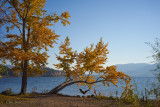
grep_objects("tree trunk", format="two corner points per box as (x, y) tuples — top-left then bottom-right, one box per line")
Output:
(20, 18), (27, 94)
(49, 81), (76, 94)
(20, 60), (28, 94)
(49, 80), (89, 94)
(48, 80), (103, 94)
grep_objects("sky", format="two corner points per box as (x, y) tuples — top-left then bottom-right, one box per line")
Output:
(2, 0), (159, 69)
(42, 0), (160, 69)
(43, 0), (160, 69)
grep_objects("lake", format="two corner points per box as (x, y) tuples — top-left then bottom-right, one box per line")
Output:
(0, 77), (158, 99)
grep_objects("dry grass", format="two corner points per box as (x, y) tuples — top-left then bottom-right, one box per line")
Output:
(0, 94), (160, 107)
(0, 94), (121, 107)
(0, 94), (35, 104)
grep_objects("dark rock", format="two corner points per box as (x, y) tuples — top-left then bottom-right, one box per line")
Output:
(91, 95), (95, 98)
(1, 90), (7, 95)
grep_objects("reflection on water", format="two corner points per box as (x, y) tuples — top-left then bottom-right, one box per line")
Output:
(0, 77), (158, 98)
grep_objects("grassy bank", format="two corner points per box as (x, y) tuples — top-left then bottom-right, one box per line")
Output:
(0, 93), (160, 107)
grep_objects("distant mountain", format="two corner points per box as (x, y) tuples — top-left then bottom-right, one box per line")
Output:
(5, 65), (13, 69)
(41, 67), (64, 77)
(0, 65), (14, 77)
(1, 63), (157, 77)
(115, 63), (156, 77)
(1, 65), (64, 77)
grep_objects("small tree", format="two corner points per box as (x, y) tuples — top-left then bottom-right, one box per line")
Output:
(0, 0), (71, 94)
(49, 37), (130, 94)
(146, 38), (160, 97)
(147, 38), (160, 81)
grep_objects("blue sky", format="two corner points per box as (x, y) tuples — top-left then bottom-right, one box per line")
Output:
(43, 0), (160, 68)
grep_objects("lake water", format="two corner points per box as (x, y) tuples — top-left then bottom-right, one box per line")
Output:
(0, 77), (158, 98)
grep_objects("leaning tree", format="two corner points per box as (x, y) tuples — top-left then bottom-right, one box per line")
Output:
(49, 37), (131, 94)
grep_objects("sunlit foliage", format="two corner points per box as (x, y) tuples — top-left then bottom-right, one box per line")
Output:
(0, 0), (70, 94)
(49, 37), (131, 94)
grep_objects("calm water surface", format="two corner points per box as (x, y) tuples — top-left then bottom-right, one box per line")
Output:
(0, 77), (158, 98)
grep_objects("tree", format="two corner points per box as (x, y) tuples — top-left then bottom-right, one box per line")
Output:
(49, 37), (130, 94)
(0, 0), (71, 94)
(147, 38), (160, 81)
(146, 38), (160, 98)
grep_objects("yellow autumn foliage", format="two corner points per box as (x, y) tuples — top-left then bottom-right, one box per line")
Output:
(55, 37), (131, 91)
(0, 0), (71, 76)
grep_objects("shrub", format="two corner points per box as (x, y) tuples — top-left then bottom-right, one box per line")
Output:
(1, 88), (13, 95)
(120, 79), (139, 105)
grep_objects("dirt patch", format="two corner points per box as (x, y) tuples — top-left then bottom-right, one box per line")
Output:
(0, 94), (119, 107)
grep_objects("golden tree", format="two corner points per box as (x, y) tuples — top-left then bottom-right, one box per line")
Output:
(0, 0), (71, 94)
(49, 37), (131, 94)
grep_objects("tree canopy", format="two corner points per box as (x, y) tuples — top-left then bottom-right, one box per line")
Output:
(49, 37), (130, 94)
(0, 0), (71, 94)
